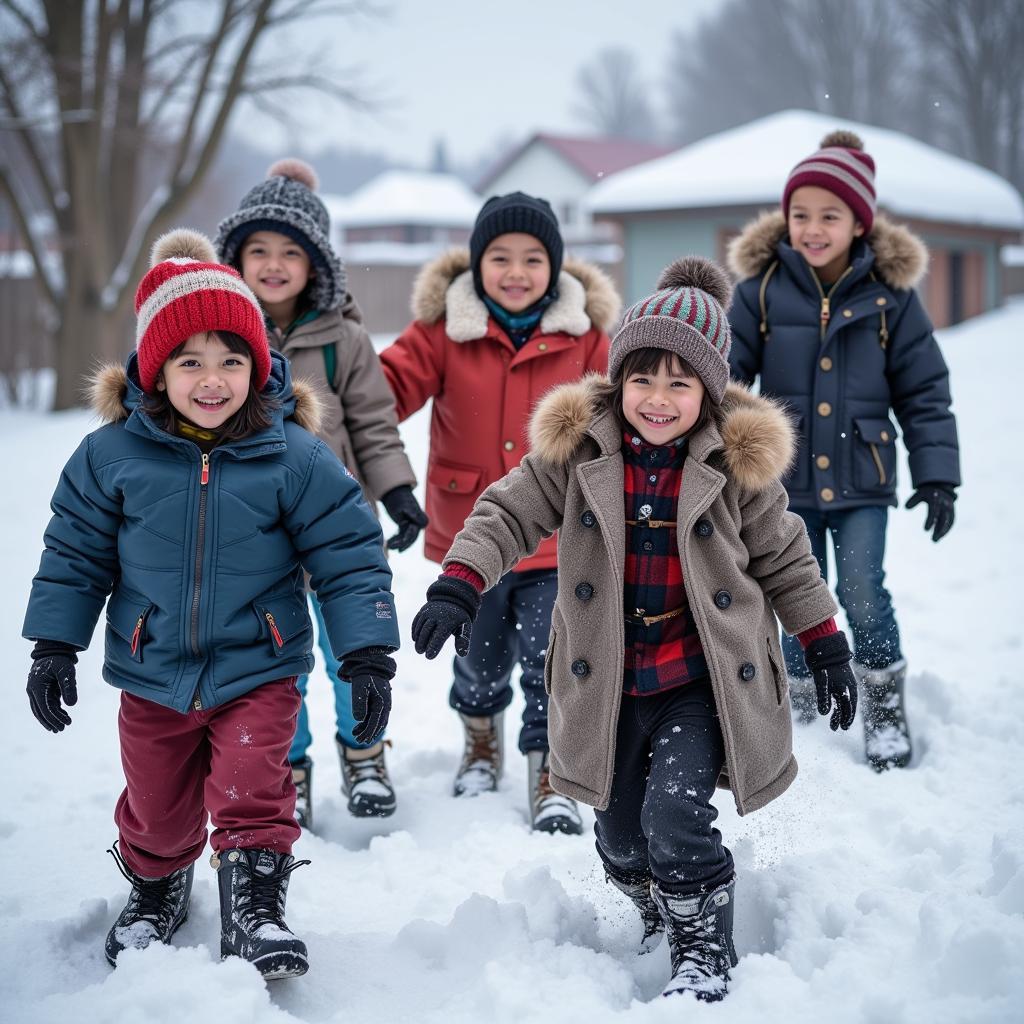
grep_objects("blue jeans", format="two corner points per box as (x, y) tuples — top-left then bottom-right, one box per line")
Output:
(289, 595), (376, 763)
(448, 568), (557, 754)
(784, 505), (903, 676)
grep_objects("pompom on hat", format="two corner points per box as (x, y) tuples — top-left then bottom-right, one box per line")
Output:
(215, 157), (345, 311)
(133, 228), (270, 394)
(608, 256), (733, 404)
(782, 129), (877, 232)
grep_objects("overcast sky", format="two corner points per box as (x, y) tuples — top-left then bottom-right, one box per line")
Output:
(250, 0), (727, 168)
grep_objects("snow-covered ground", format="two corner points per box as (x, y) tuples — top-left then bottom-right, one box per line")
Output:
(2, 304), (1022, 1024)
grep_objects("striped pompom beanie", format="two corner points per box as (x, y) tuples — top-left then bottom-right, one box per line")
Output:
(783, 129), (876, 231)
(134, 228), (269, 394)
(609, 256), (733, 404)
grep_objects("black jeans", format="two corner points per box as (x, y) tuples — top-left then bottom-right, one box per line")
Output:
(595, 679), (734, 895)
(448, 568), (557, 754)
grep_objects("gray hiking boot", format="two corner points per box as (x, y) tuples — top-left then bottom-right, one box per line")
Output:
(527, 749), (583, 835)
(338, 737), (397, 818)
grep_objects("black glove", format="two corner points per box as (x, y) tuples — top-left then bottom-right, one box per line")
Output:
(905, 484), (956, 542)
(802, 631), (857, 732)
(27, 640), (79, 733)
(411, 576), (482, 660)
(340, 646), (396, 745)
(380, 486), (429, 553)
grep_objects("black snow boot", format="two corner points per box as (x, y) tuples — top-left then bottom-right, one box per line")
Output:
(651, 877), (738, 1002)
(215, 847), (310, 979)
(338, 736), (397, 818)
(527, 750), (583, 835)
(603, 862), (664, 954)
(104, 842), (193, 966)
(290, 756), (313, 831)
(858, 658), (912, 771)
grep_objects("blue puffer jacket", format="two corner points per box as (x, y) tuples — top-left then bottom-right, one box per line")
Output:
(23, 350), (399, 714)
(727, 211), (960, 511)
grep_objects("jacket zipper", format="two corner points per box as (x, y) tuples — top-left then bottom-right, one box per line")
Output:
(810, 265), (854, 341)
(265, 611), (284, 649)
(190, 453), (210, 660)
(130, 615), (144, 656)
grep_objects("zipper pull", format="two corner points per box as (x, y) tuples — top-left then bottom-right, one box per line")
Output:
(265, 611), (284, 648)
(820, 297), (831, 327)
(193, 690), (203, 712)
(130, 615), (144, 655)
(201, 453), (210, 486)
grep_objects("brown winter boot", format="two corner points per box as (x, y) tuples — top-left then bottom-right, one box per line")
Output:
(453, 711), (504, 796)
(527, 750), (583, 835)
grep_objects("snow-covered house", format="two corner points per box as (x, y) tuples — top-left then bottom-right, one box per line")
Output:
(321, 170), (481, 333)
(477, 133), (673, 241)
(586, 110), (1024, 327)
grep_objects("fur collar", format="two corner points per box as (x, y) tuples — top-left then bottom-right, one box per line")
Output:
(410, 247), (621, 340)
(528, 375), (795, 493)
(726, 209), (928, 291)
(87, 363), (325, 436)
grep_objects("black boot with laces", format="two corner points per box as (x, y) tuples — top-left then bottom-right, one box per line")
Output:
(603, 862), (664, 954)
(651, 876), (738, 1002)
(104, 842), (193, 966)
(215, 847), (310, 979)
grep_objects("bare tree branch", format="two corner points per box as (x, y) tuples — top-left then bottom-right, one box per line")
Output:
(0, 63), (61, 219)
(0, 163), (60, 310)
(0, 0), (44, 42)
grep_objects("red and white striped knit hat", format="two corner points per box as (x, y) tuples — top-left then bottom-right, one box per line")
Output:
(133, 228), (269, 394)
(782, 130), (876, 232)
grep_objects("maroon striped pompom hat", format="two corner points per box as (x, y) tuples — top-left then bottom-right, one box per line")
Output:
(782, 129), (876, 232)
(609, 256), (733, 404)
(133, 228), (269, 394)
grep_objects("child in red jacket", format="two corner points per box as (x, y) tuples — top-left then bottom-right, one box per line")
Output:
(379, 193), (618, 833)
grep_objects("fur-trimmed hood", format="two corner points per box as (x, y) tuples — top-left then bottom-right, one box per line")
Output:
(726, 209), (928, 291)
(87, 351), (325, 436)
(528, 375), (795, 493)
(409, 247), (621, 340)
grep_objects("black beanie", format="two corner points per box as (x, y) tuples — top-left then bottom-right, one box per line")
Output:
(469, 192), (564, 300)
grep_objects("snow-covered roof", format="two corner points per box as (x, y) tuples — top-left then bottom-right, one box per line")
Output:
(324, 170), (481, 229)
(586, 109), (1024, 230)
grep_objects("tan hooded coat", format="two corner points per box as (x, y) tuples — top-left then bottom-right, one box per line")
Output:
(445, 377), (837, 814)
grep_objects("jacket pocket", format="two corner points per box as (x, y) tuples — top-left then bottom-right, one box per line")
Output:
(253, 595), (312, 657)
(427, 459), (483, 495)
(853, 417), (898, 491)
(766, 636), (784, 706)
(544, 628), (557, 695)
(106, 591), (155, 663)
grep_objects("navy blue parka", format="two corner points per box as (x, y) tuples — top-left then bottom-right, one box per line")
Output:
(23, 350), (399, 714)
(727, 210), (960, 511)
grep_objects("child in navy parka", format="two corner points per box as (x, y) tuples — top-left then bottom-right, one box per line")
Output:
(22, 229), (399, 979)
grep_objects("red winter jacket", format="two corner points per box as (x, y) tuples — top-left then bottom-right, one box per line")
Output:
(380, 249), (619, 570)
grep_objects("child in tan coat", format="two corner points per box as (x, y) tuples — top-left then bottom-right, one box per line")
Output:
(411, 257), (857, 1002)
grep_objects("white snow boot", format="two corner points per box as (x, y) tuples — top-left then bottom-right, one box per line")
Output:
(527, 750), (583, 835)
(603, 863), (664, 954)
(104, 842), (193, 966)
(215, 847), (310, 979)
(858, 658), (912, 771)
(453, 711), (504, 797)
(338, 737), (397, 818)
(652, 877), (737, 1002)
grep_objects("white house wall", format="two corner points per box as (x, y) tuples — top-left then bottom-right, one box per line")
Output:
(485, 143), (593, 230)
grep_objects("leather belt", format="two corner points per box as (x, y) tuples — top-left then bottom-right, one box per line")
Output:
(624, 606), (685, 627)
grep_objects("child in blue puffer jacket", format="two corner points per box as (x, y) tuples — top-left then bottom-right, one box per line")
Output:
(21, 229), (399, 980)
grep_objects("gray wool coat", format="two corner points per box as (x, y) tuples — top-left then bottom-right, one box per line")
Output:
(444, 376), (838, 815)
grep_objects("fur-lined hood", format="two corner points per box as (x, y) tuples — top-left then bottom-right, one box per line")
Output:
(528, 375), (795, 493)
(726, 209), (928, 291)
(409, 247), (621, 340)
(87, 351), (325, 436)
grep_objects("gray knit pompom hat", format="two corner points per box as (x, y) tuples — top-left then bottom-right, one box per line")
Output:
(215, 158), (345, 312)
(608, 256), (733, 404)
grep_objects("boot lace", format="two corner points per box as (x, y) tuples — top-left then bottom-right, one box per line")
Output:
(462, 723), (499, 771)
(107, 842), (185, 928)
(236, 855), (310, 931)
(668, 907), (728, 982)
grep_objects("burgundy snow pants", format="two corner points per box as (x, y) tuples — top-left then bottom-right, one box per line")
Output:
(114, 678), (302, 877)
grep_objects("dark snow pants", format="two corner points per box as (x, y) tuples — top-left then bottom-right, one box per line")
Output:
(595, 678), (735, 895)
(114, 679), (301, 877)
(448, 568), (557, 754)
